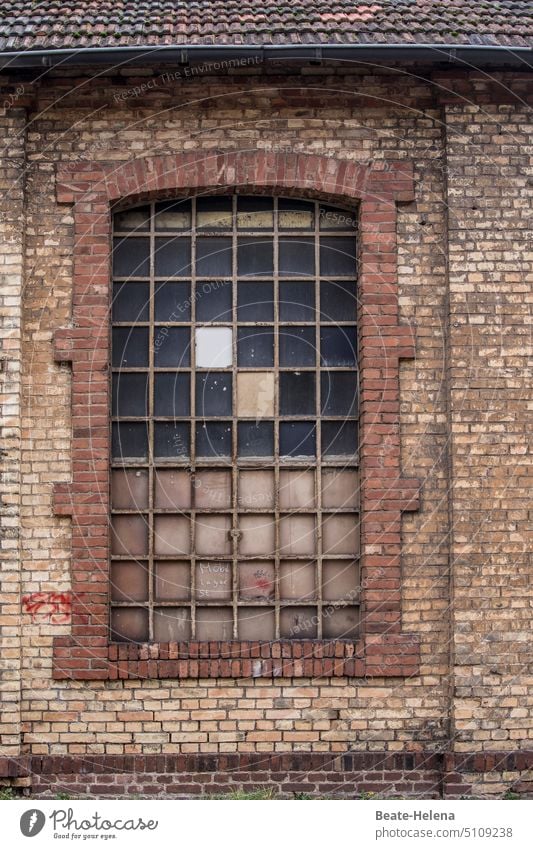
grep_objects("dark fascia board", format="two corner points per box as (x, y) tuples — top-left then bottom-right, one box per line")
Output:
(0, 43), (531, 71)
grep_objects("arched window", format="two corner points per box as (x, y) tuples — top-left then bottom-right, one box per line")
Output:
(110, 195), (359, 643)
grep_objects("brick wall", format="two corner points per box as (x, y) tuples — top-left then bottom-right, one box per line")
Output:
(0, 64), (530, 798)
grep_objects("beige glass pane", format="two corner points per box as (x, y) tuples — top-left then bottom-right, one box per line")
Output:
(238, 607), (275, 640)
(280, 515), (316, 555)
(196, 561), (232, 601)
(279, 469), (316, 509)
(280, 561), (315, 600)
(237, 371), (275, 418)
(322, 514), (359, 555)
(280, 607), (317, 639)
(195, 515), (231, 556)
(111, 515), (148, 556)
(153, 607), (191, 641)
(323, 560), (359, 602)
(321, 469), (359, 509)
(195, 327), (232, 367)
(237, 209), (273, 230)
(197, 209), (233, 229)
(239, 562), (275, 600)
(194, 470), (231, 509)
(238, 470), (274, 510)
(110, 561), (149, 602)
(196, 607), (233, 640)
(154, 515), (190, 555)
(111, 469), (149, 510)
(114, 207), (150, 231)
(111, 607), (149, 642)
(154, 470), (191, 509)
(156, 207), (191, 230)
(154, 561), (191, 601)
(239, 515), (275, 555)
(322, 605), (360, 639)
(278, 209), (313, 230)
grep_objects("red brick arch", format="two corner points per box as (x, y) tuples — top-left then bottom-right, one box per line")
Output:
(53, 150), (420, 680)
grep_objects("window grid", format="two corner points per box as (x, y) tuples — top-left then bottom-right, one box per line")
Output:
(110, 196), (360, 643)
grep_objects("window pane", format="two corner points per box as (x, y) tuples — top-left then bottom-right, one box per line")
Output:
(112, 282), (149, 322)
(153, 608), (191, 641)
(112, 327), (148, 367)
(239, 562), (275, 600)
(320, 326), (357, 366)
(278, 237), (315, 276)
(154, 516), (190, 555)
(196, 237), (232, 276)
(112, 422), (148, 459)
(196, 422), (232, 457)
(322, 560), (359, 602)
(279, 470), (316, 509)
(237, 281), (274, 321)
(195, 326), (232, 368)
(111, 608), (149, 643)
(280, 562), (316, 600)
(194, 470), (232, 509)
(238, 607), (275, 640)
(155, 282), (190, 322)
(154, 470), (192, 509)
(280, 372), (316, 416)
(196, 517), (231, 556)
(196, 561), (232, 599)
(279, 327), (315, 366)
(111, 561), (149, 602)
(322, 606), (359, 639)
(237, 237), (274, 276)
(279, 281), (315, 322)
(113, 237), (150, 277)
(197, 196), (232, 229)
(278, 198), (314, 230)
(112, 373), (148, 417)
(111, 469), (149, 510)
(154, 199), (191, 231)
(319, 205), (357, 231)
(280, 422), (316, 457)
(196, 373), (232, 417)
(114, 206), (150, 232)
(154, 237), (191, 277)
(321, 372), (358, 416)
(154, 327), (190, 367)
(321, 421), (358, 456)
(237, 196), (274, 229)
(153, 422), (190, 458)
(196, 607), (233, 640)
(237, 371), (275, 418)
(155, 561), (191, 600)
(320, 281), (357, 322)
(280, 607), (317, 639)
(238, 470), (275, 509)
(237, 328), (274, 367)
(154, 373), (190, 417)
(320, 237), (357, 277)
(238, 422), (274, 457)
(111, 515), (148, 556)
(196, 281), (232, 322)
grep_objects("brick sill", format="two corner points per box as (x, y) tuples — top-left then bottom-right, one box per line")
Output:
(52, 634), (420, 680)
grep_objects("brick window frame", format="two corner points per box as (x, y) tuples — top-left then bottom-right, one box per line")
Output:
(52, 151), (420, 680)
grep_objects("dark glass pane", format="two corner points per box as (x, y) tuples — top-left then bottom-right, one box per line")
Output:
(320, 237), (357, 277)
(279, 327), (315, 366)
(196, 196), (232, 229)
(155, 282), (190, 321)
(196, 422), (232, 457)
(154, 373), (190, 416)
(113, 237), (150, 277)
(237, 282), (274, 322)
(279, 282), (315, 322)
(112, 373), (148, 417)
(278, 198), (314, 229)
(154, 422), (190, 457)
(319, 205), (357, 230)
(280, 422), (316, 457)
(322, 421), (358, 456)
(154, 198), (191, 230)
(238, 422), (274, 457)
(280, 372), (316, 416)
(320, 281), (357, 322)
(154, 327), (190, 367)
(237, 196), (274, 228)
(196, 238), (232, 276)
(196, 280), (232, 322)
(112, 282), (149, 322)
(320, 326), (357, 366)
(112, 328), (149, 367)
(110, 607), (149, 643)
(237, 328), (274, 367)
(237, 238), (274, 276)
(196, 373), (232, 417)
(112, 422), (148, 458)
(154, 237), (191, 277)
(114, 206), (150, 232)
(278, 238), (315, 276)
(321, 372), (358, 416)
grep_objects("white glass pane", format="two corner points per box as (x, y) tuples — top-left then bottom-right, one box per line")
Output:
(195, 327), (233, 367)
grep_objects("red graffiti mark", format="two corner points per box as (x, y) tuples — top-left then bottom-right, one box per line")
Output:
(22, 592), (72, 624)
